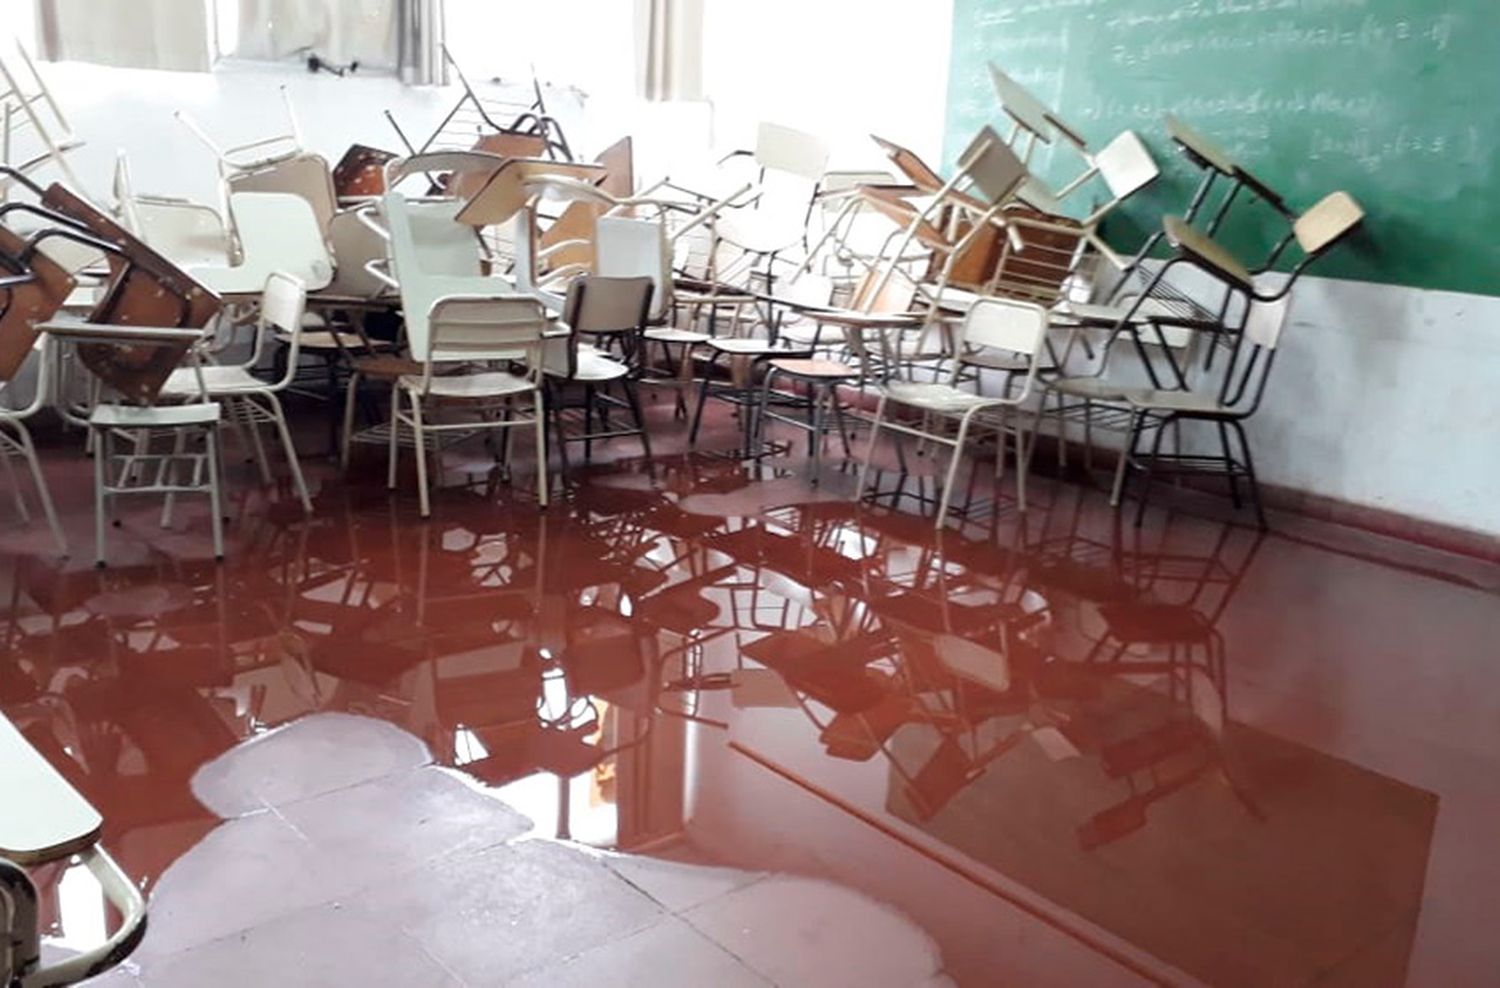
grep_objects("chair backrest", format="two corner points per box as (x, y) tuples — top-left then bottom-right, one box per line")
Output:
(991, 208), (1088, 304)
(954, 127), (1027, 205)
(260, 271), (308, 389)
(1164, 114), (1236, 177)
(325, 208), (391, 297)
(755, 122), (829, 183)
(381, 192), (498, 358)
(1243, 291), (1292, 352)
(871, 136), (945, 193)
(135, 197), (231, 269)
(989, 63), (1055, 145)
(783, 272), (836, 309)
(962, 297), (1048, 357)
(563, 275), (653, 335)
(1294, 191), (1364, 256)
(428, 295), (547, 366)
(850, 265), (917, 313)
(228, 153), (338, 244)
(595, 215), (672, 321)
(227, 192), (334, 290)
(1096, 131), (1159, 202)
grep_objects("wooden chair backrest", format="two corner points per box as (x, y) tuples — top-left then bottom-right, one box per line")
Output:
(0, 227), (74, 380)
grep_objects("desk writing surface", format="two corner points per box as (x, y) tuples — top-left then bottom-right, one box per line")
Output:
(945, 0), (1500, 293)
(455, 160), (610, 229)
(0, 713), (102, 865)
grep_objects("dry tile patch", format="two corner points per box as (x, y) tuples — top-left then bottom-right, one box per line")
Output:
(76, 712), (953, 987)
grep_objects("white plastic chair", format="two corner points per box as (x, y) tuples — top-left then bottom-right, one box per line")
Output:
(228, 153), (339, 248)
(678, 122), (830, 277)
(187, 192), (333, 296)
(339, 191), (495, 467)
(857, 298), (1050, 527)
(0, 339), (65, 555)
(2, 712), (147, 988)
(380, 190), (550, 514)
(158, 271), (313, 515)
(40, 321), (224, 566)
(0, 41), (87, 199)
(1018, 130), (1160, 268)
(390, 296), (551, 516)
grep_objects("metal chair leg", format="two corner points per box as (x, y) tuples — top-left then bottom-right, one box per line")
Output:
(205, 426), (225, 560)
(810, 384), (827, 486)
(93, 427), (108, 567)
(340, 370), (363, 471)
(0, 445), (30, 522)
(855, 394), (887, 504)
(1216, 420), (1243, 508)
(936, 415), (974, 529)
(623, 378), (652, 460)
(14, 425), (66, 556)
(582, 384), (596, 462)
(1134, 415), (1171, 528)
(688, 357), (716, 446)
(1110, 411), (1144, 507)
(534, 388), (549, 508)
(387, 386), (401, 490)
(265, 394), (313, 514)
(752, 368), (776, 458)
(408, 390), (431, 518)
(830, 383), (853, 460)
(1230, 419), (1268, 530)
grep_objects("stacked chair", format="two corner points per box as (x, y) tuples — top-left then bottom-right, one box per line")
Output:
(0, 46), (1372, 553)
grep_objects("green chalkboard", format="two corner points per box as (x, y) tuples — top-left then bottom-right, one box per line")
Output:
(944, 0), (1500, 296)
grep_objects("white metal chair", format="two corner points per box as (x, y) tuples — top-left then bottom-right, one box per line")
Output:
(338, 172), (498, 467)
(158, 271), (313, 515)
(40, 321), (224, 566)
(857, 298), (1050, 527)
(1017, 130), (1160, 268)
(187, 192), (334, 297)
(673, 122), (829, 280)
(2, 712), (147, 988)
(1117, 291), (1294, 528)
(228, 153), (339, 248)
(0, 338), (66, 555)
(0, 41), (87, 199)
(543, 275), (654, 465)
(389, 295), (551, 516)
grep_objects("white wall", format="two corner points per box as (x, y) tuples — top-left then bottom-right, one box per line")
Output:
(23, 5), (1500, 541)
(1256, 277), (1500, 536)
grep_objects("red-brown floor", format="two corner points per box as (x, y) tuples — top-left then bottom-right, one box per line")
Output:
(4, 396), (1499, 986)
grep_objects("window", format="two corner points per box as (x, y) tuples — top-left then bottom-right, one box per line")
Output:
(442, 0), (634, 99)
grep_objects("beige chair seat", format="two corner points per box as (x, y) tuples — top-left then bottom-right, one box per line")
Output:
(706, 337), (801, 356)
(544, 349), (630, 384)
(398, 371), (537, 399)
(645, 327), (710, 344)
(160, 365), (264, 396)
(769, 358), (860, 380)
(90, 401), (222, 428)
(351, 354), (424, 379)
(1163, 216), (1253, 289)
(882, 381), (994, 414)
(1126, 389), (1232, 417)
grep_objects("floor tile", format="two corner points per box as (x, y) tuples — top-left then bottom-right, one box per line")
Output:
(365, 838), (664, 986)
(601, 850), (765, 913)
(683, 875), (946, 988)
(277, 765), (534, 878)
(133, 900), (462, 988)
(137, 810), (329, 956)
(508, 915), (771, 988)
(191, 713), (433, 817)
